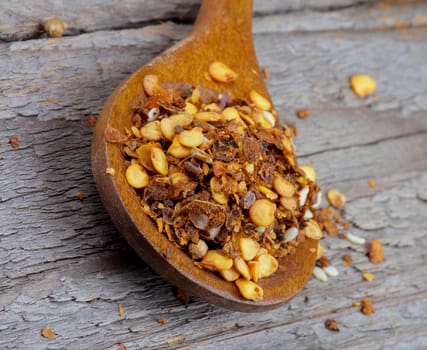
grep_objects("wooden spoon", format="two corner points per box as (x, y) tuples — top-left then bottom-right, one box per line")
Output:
(92, 0), (317, 312)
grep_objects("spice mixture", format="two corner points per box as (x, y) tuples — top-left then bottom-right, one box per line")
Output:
(105, 63), (322, 301)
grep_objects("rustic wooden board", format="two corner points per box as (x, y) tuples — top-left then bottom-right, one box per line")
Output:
(1, 1), (427, 349)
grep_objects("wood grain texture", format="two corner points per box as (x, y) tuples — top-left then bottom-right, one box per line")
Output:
(1, 0), (427, 349)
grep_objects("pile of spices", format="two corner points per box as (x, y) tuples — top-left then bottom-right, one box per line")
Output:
(105, 62), (322, 301)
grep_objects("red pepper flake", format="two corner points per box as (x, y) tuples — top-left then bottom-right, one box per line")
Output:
(117, 342), (128, 350)
(369, 239), (384, 264)
(157, 318), (169, 324)
(324, 319), (340, 332)
(361, 298), (376, 315)
(342, 254), (353, 267)
(76, 191), (85, 202)
(317, 256), (331, 268)
(8, 135), (20, 148)
(87, 116), (98, 126)
(41, 325), (56, 339)
(296, 109), (310, 119)
(368, 179), (377, 188)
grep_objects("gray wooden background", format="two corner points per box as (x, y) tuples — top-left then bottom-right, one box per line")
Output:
(1, 0), (426, 349)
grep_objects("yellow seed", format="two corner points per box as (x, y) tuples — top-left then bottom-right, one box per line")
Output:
(178, 127), (204, 148)
(281, 136), (295, 154)
(235, 279), (264, 301)
(141, 120), (162, 141)
(170, 113), (194, 127)
(362, 272), (375, 282)
(256, 253), (279, 279)
(222, 107), (240, 121)
(143, 74), (161, 96)
(106, 167), (116, 176)
(219, 267), (240, 282)
(194, 111), (221, 122)
(239, 112), (256, 126)
(168, 136), (192, 158)
(170, 172), (189, 185)
(125, 164), (149, 189)
(238, 235), (261, 261)
(299, 165), (316, 183)
(210, 177), (228, 204)
(350, 74), (376, 97)
(184, 102), (198, 114)
(247, 261), (260, 282)
(208, 61), (238, 83)
(249, 90), (271, 111)
(43, 18), (65, 38)
(191, 88), (200, 104)
(249, 199), (276, 227)
(327, 189), (346, 210)
(136, 143), (159, 172)
(258, 185), (278, 200)
(303, 220), (323, 240)
(253, 110), (274, 129)
(273, 175), (296, 198)
(200, 250), (233, 271)
(160, 118), (176, 141)
(234, 257), (251, 280)
(151, 147), (168, 175)
(279, 196), (297, 211)
(352, 301), (361, 307)
(131, 126), (142, 138)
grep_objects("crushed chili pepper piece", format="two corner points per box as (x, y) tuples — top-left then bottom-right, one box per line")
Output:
(76, 191), (85, 202)
(369, 239), (384, 264)
(342, 254), (353, 267)
(361, 298), (376, 315)
(296, 109), (310, 119)
(8, 135), (20, 148)
(41, 325), (56, 339)
(87, 115), (97, 126)
(325, 319), (340, 332)
(368, 179), (377, 188)
(157, 318), (169, 324)
(317, 256), (331, 268)
(117, 342), (128, 350)
(262, 67), (271, 80)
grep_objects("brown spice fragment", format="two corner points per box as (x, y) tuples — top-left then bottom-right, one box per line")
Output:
(117, 342), (128, 350)
(317, 255), (331, 268)
(76, 191), (85, 202)
(369, 239), (384, 264)
(296, 109), (310, 119)
(368, 179), (377, 188)
(41, 325), (56, 339)
(175, 288), (190, 306)
(43, 18), (65, 38)
(324, 319), (340, 332)
(361, 298), (376, 315)
(157, 318), (169, 324)
(87, 115), (97, 126)
(342, 254), (353, 267)
(262, 67), (271, 80)
(8, 135), (20, 148)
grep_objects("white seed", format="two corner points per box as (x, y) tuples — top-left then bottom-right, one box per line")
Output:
(284, 227), (298, 242)
(323, 265), (339, 277)
(312, 191), (322, 208)
(263, 111), (276, 126)
(299, 186), (309, 207)
(147, 108), (160, 121)
(256, 226), (266, 234)
(346, 233), (367, 245)
(313, 266), (328, 282)
(207, 226), (222, 240)
(303, 209), (313, 220)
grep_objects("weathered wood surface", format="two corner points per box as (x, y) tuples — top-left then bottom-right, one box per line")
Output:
(1, 0), (427, 349)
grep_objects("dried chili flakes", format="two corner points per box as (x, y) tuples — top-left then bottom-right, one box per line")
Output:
(105, 72), (322, 301)
(325, 319), (340, 332)
(8, 135), (20, 148)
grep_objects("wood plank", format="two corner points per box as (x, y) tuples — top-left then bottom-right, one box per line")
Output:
(1, 4), (427, 349)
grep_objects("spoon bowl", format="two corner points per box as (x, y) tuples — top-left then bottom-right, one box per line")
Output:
(92, 0), (317, 312)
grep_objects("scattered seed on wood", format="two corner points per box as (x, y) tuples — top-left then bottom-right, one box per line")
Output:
(323, 265), (339, 277)
(369, 239), (384, 264)
(118, 303), (124, 318)
(346, 233), (366, 245)
(262, 67), (270, 80)
(325, 319), (340, 332)
(368, 179), (377, 188)
(327, 189), (346, 210)
(362, 272), (375, 282)
(313, 266), (328, 282)
(41, 325), (56, 339)
(350, 74), (376, 98)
